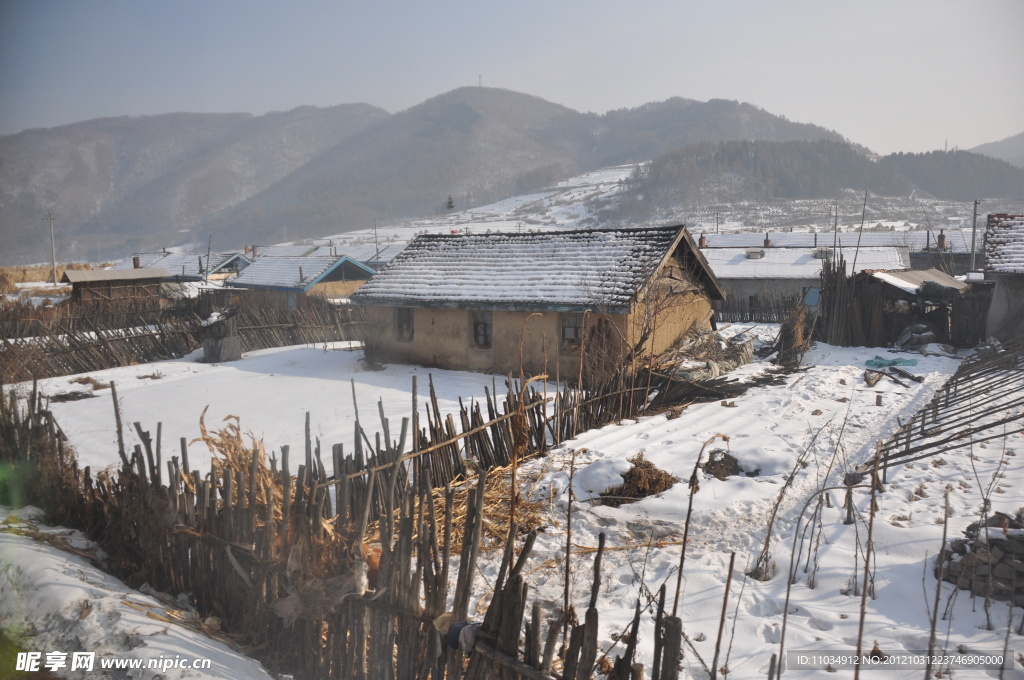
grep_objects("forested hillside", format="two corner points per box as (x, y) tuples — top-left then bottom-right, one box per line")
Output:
(0, 104), (389, 263)
(971, 130), (1024, 169)
(0, 88), (853, 263)
(203, 89), (853, 249)
(615, 140), (1024, 219)
(2, 86), (1021, 265)
(880, 149), (1024, 200)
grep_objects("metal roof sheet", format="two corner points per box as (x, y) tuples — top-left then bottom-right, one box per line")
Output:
(62, 268), (170, 283)
(868, 268), (969, 295)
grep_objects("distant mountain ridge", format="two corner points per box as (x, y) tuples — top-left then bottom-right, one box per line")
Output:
(0, 104), (389, 263)
(0, 86), (1015, 265)
(971, 130), (1024, 169)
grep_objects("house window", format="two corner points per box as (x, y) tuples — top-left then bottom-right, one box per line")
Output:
(471, 311), (492, 349)
(561, 313), (583, 353)
(395, 307), (414, 342)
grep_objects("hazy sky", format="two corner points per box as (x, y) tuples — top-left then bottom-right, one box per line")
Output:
(1, 0), (1021, 155)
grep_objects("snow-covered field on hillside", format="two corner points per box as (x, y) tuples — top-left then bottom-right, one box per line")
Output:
(3, 337), (1023, 679)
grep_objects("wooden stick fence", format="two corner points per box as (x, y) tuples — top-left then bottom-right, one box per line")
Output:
(865, 339), (1024, 471)
(0, 295), (361, 382)
(0, 320), (778, 680)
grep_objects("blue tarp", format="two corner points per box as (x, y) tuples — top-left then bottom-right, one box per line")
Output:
(865, 356), (919, 369)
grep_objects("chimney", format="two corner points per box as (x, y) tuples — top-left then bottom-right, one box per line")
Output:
(299, 266), (304, 282)
(698, 233), (707, 248)
(764, 232), (772, 248)
(252, 245), (259, 258)
(132, 255), (140, 269)
(937, 229), (946, 251)
(813, 232), (818, 248)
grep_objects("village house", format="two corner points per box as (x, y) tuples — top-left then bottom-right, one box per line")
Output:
(308, 242), (406, 270)
(699, 228), (982, 274)
(699, 244), (908, 316)
(246, 244), (318, 258)
(61, 268), (169, 303)
(151, 252), (251, 282)
(110, 251), (250, 282)
(984, 214), (1024, 342)
(349, 225), (724, 384)
(108, 252), (169, 270)
(850, 268), (975, 347)
(227, 255), (376, 308)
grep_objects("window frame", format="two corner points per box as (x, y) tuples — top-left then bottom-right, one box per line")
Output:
(561, 313), (584, 354)
(394, 307), (414, 342)
(470, 310), (493, 349)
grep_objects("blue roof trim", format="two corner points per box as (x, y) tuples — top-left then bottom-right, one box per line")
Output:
(306, 256), (377, 289)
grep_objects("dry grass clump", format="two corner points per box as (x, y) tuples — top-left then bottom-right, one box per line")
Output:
(701, 448), (745, 480)
(422, 463), (548, 554)
(601, 452), (678, 507)
(190, 407), (284, 527)
(777, 304), (812, 367)
(71, 376), (110, 391)
(0, 263), (92, 285)
(0, 270), (15, 296)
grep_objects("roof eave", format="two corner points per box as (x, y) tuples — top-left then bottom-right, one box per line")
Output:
(349, 297), (630, 314)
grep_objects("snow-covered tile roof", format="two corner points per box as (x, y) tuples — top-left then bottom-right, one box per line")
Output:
(308, 243), (405, 263)
(107, 253), (168, 270)
(250, 245), (317, 257)
(701, 246), (906, 280)
(701, 229), (981, 252)
(984, 216), (1024, 274)
(149, 252), (245, 280)
(228, 256), (374, 292)
(351, 226), (712, 312)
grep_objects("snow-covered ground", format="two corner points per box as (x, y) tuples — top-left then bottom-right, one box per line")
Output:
(505, 341), (1024, 678)
(3, 338), (1023, 679)
(35, 342), (507, 476)
(305, 165), (636, 256)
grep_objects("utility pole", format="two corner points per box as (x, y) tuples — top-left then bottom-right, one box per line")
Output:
(969, 199), (980, 271)
(373, 219), (380, 264)
(45, 211), (57, 284)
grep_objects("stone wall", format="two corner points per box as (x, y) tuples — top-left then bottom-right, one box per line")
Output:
(938, 511), (1024, 606)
